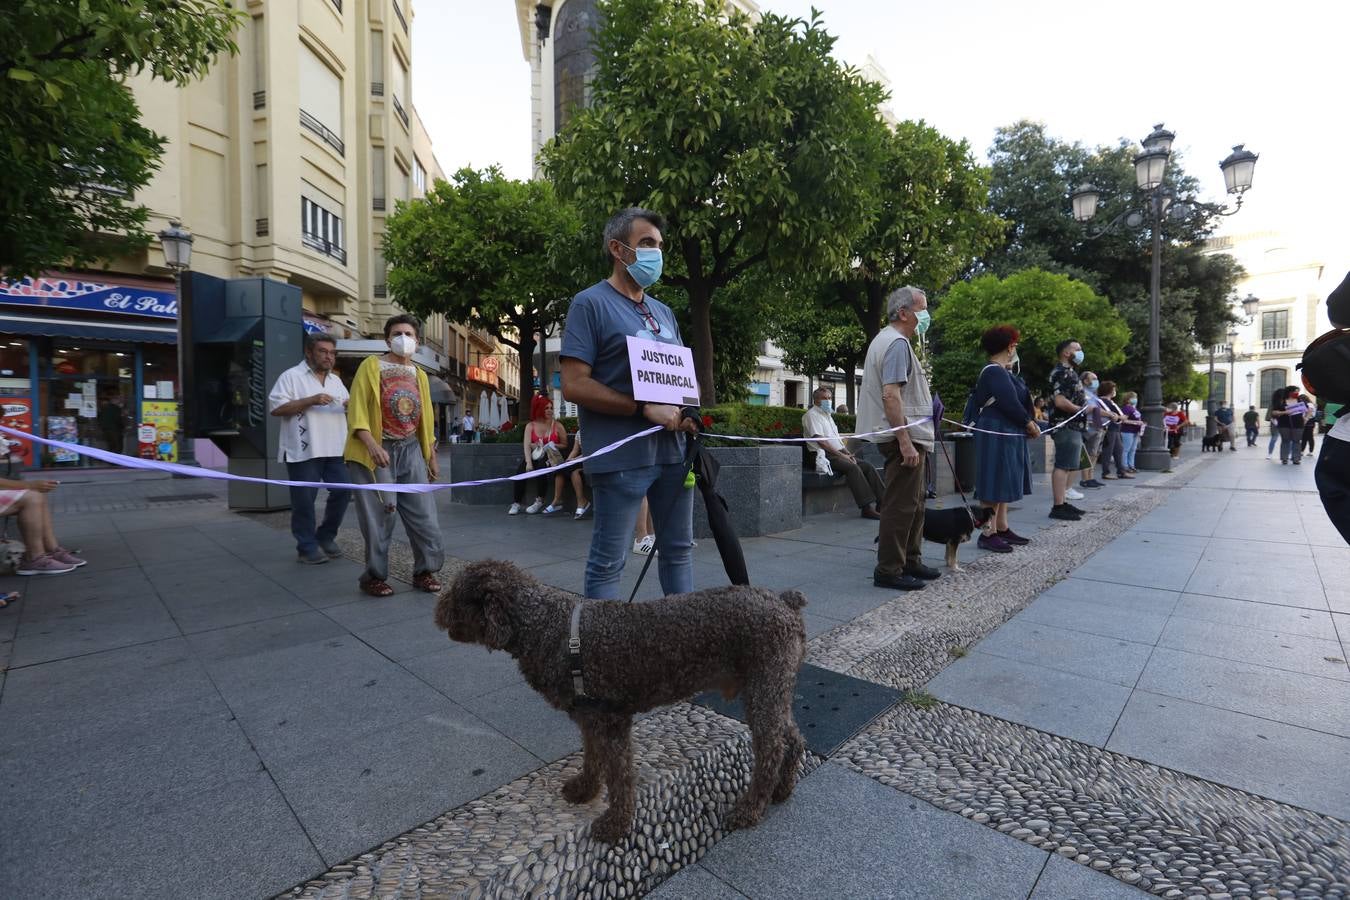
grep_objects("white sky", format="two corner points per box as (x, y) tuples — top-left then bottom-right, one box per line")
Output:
(414, 0), (1348, 275)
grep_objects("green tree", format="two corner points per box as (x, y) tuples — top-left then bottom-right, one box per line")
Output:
(383, 167), (587, 411)
(929, 269), (1129, 407)
(983, 120), (1243, 391)
(541, 0), (889, 404)
(0, 0), (243, 278)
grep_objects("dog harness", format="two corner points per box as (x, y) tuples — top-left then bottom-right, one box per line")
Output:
(568, 602), (589, 700)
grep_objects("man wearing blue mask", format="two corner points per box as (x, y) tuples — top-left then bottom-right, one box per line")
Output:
(1047, 339), (1090, 520)
(859, 286), (939, 591)
(560, 207), (700, 599)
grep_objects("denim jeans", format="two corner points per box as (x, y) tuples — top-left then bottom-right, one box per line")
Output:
(584, 462), (694, 600)
(1278, 426), (1302, 463)
(286, 456), (351, 555)
(1121, 431), (1139, 469)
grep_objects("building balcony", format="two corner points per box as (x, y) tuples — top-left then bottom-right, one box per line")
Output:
(1262, 338), (1293, 352)
(300, 109), (344, 156)
(391, 95), (410, 129)
(301, 233), (347, 265)
(392, 0), (409, 34)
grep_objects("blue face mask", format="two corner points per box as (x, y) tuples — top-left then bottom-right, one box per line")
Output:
(619, 242), (663, 289)
(819, 400), (834, 413)
(914, 309), (931, 336)
(1072, 349), (1085, 365)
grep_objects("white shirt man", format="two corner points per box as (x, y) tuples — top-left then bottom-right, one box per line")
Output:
(267, 334), (352, 564)
(802, 390), (884, 519)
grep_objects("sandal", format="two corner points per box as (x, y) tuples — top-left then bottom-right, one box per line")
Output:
(360, 578), (395, 598)
(0, 591), (18, 609)
(413, 572), (442, 593)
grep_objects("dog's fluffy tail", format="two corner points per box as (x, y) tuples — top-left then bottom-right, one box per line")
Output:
(778, 589), (807, 611)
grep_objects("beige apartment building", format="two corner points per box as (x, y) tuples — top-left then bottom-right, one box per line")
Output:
(0, 0), (520, 468)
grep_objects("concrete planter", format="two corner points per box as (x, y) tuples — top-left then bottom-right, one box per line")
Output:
(694, 445), (801, 539)
(447, 442), (533, 506)
(1027, 434), (1050, 475)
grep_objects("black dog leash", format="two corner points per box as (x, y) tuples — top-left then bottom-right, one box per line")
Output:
(935, 430), (978, 529)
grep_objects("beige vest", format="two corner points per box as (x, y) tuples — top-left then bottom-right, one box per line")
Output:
(857, 326), (935, 448)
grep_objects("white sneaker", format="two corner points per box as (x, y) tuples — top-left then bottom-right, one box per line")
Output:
(525, 498), (545, 514)
(633, 535), (655, 555)
(507, 502), (522, 516)
(1066, 487), (1085, 500)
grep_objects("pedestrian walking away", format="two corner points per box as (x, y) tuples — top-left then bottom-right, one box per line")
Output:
(1243, 405), (1261, 447)
(507, 395), (570, 515)
(859, 286), (939, 591)
(345, 314), (445, 597)
(1047, 339), (1090, 521)
(962, 325), (1039, 553)
(803, 386), (884, 519)
(268, 332), (352, 564)
(559, 207), (699, 600)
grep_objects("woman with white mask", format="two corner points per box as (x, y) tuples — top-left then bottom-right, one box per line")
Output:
(345, 314), (445, 597)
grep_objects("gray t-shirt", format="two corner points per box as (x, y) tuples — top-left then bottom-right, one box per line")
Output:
(882, 337), (911, 386)
(559, 280), (686, 475)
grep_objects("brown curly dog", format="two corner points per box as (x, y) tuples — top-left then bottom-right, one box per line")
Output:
(434, 560), (808, 844)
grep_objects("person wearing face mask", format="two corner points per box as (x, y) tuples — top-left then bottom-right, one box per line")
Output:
(859, 286), (939, 591)
(1046, 339), (1090, 521)
(803, 387), (885, 519)
(962, 325), (1039, 552)
(560, 208), (700, 600)
(1078, 372), (1107, 489)
(344, 314), (445, 597)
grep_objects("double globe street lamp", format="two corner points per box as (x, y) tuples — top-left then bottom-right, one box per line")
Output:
(1070, 125), (1258, 471)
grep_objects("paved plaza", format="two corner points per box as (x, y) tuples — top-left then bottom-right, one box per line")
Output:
(1, 443), (1346, 898)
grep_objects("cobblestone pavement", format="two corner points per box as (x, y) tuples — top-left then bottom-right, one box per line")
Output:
(3, 445), (1346, 898)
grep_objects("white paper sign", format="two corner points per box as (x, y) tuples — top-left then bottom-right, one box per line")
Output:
(157, 380), (174, 400)
(80, 399), (97, 418)
(143, 385), (158, 399)
(64, 395), (81, 410)
(626, 336), (701, 406)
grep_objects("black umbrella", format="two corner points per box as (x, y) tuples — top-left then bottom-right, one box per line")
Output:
(628, 417), (749, 601)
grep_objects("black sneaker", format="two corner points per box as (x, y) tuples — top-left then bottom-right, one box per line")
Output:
(1082, 479), (1106, 488)
(1066, 502), (1087, 515)
(903, 562), (942, 580)
(873, 570), (926, 591)
(1049, 504), (1082, 521)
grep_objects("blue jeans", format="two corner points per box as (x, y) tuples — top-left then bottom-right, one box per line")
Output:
(1121, 431), (1139, 469)
(286, 456), (351, 555)
(584, 462), (694, 600)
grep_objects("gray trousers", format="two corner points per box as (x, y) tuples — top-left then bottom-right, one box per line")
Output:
(834, 454), (885, 508)
(347, 437), (444, 583)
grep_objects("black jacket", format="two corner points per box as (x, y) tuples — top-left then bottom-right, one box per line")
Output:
(1330, 270), (1350, 327)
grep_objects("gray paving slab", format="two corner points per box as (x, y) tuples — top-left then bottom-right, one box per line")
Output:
(457, 679), (581, 763)
(801, 609), (844, 639)
(1183, 554), (1327, 609)
(1, 769), (322, 900)
(1136, 645), (1350, 737)
(266, 709), (540, 866)
(402, 642), (525, 703)
(1156, 616), (1350, 681)
(691, 763), (1047, 900)
(185, 609), (350, 663)
(1106, 690), (1350, 820)
(1170, 592), (1340, 640)
(1071, 531), (1206, 592)
(1040, 577), (1181, 617)
(1028, 853), (1149, 899)
(1315, 546), (1350, 613)
(203, 634), (456, 763)
(650, 865), (748, 899)
(160, 582), (315, 634)
(354, 612), (452, 662)
(321, 591), (438, 632)
(927, 651), (1132, 747)
(8, 590), (179, 667)
(791, 577), (894, 621)
(972, 618), (1154, 687)
(1014, 592), (1171, 645)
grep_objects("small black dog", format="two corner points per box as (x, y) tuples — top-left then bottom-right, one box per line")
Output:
(875, 504), (995, 571)
(1201, 433), (1223, 452)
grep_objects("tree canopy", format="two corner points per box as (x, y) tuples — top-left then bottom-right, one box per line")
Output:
(383, 167), (587, 410)
(541, 0), (889, 404)
(929, 268), (1129, 407)
(982, 120), (1243, 391)
(0, 0), (243, 278)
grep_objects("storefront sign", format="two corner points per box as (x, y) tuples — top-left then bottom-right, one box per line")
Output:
(0, 276), (177, 319)
(468, 365), (496, 385)
(481, 355), (499, 373)
(626, 336), (700, 406)
(140, 401), (179, 462)
(0, 399), (33, 466)
(48, 417), (80, 463)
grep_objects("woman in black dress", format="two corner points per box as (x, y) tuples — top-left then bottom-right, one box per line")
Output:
(963, 325), (1041, 552)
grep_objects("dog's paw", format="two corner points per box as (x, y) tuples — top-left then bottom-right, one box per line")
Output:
(589, 811), (631, 845)
(561, 774), (600, 805)
(725, 799), (764, 832)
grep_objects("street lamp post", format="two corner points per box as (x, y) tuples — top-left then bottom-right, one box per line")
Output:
(1070, 127), (1257, 471)
(1246, 370), (1255, 407)
(157, 220), (197, 467)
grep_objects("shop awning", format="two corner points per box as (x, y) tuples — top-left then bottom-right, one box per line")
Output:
(0, 313), (177, 344)
(427, 375), (456, 405)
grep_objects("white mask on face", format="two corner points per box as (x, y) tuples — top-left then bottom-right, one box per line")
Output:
(390, 334), (417, 357)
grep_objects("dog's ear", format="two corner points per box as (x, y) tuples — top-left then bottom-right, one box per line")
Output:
(454, 560), (522, 649)
(482, 597), (514, 650)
